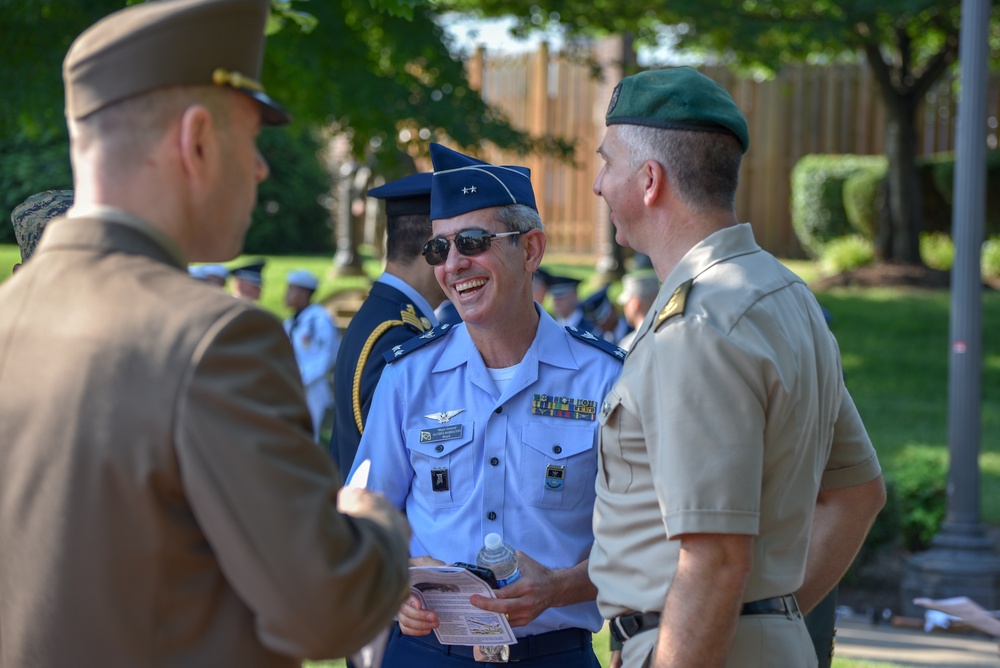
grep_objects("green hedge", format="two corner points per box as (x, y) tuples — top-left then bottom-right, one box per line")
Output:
(842, 165), (886, 241)
(791, 154), (887, 258)
(929, 149), (1000, 238)
(1, 127), (334, 255)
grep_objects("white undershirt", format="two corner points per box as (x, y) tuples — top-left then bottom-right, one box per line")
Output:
(487, 363), (521, 395)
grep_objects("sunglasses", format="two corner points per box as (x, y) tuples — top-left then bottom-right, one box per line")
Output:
(422, 228), (525, 266)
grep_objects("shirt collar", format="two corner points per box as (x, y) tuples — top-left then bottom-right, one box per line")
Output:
(66, 204), (188, 266)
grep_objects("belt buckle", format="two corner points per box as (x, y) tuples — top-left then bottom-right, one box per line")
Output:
(474, 644), (509, 663)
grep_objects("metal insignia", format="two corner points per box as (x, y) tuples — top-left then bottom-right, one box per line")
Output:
(425, 409), (465, 424)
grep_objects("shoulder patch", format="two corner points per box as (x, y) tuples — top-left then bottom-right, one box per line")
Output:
(565, 326), (627, 362)
(654, 279), (694, 332)
(383, 322), (456, 364)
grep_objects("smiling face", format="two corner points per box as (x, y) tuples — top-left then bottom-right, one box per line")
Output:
(594, 125), (646, 252)
(431, 207), (539, 329)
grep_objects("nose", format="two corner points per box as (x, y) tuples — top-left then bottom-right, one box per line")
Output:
(593, 165), (605, 197)
(442, 239), (471, 273)
(255, 149), (270, 184)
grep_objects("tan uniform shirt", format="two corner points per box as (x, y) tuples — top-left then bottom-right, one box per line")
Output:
(0, 214), (409, 667)
(590, 223), (881, 661)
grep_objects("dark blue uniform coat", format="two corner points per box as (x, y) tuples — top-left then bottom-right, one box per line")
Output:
(331, 280), (431, 473)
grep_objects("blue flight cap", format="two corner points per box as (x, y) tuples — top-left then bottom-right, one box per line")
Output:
(546, 274), (581, 298)
(368, 172), (432, 217)
(429, 143), (537, 221)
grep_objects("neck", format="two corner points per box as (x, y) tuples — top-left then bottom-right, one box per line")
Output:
(645, 207), (739, 281)
(466, 300), (539, 368)
(386, 259), (445, 307)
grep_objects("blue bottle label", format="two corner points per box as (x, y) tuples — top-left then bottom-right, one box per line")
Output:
(497, 568), (521, 588)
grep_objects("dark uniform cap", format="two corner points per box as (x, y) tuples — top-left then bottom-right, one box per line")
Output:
(546, 274), (581, 298)
(606, 67), (749, 154)
(10, 190), (75, 261)
(429, 143), (537, 221)
(581, 286), (614, 321)
(63, 0), (289, 126)
(368, 172), (432, 218)
(232, 260), (266, 286)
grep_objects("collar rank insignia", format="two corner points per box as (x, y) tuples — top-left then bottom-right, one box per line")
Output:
(565, 326), (627, 362)
(655, 279), (694, 332)
(383, 322), (455, 364)
(425, 409), (465, 424)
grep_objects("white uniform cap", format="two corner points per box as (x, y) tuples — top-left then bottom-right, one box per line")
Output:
(286, 269), (319, 291)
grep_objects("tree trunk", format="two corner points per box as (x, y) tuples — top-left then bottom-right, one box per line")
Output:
(878, 99), (924, 264)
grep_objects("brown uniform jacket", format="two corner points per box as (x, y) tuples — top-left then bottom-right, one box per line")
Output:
(0, 215), (409, 667)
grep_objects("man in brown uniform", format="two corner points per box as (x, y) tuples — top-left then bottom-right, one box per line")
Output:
(0, 1), (410, 666)
(588, 67), (886, 667)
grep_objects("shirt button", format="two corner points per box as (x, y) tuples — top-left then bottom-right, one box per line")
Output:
(495, 406), (503, 414)
(435, 445), (444, 453)
(487, 511), (497, 521)
(490, 457), (499, 466)
(552, 445), (562, 454)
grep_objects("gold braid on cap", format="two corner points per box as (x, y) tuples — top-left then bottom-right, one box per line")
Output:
(212, 68), (264, 93)
(352, 305), (430, 434)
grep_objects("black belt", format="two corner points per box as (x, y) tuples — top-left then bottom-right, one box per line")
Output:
(609, 594), (801, 644)
(397, 624), (592, 662)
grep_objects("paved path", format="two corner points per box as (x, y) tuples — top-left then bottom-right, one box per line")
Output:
(835, 618), (999, 667)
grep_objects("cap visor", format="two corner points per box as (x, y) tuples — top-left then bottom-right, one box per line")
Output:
(247, 90), (291, 126)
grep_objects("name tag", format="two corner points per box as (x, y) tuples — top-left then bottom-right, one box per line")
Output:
(419, 424), (464, 443)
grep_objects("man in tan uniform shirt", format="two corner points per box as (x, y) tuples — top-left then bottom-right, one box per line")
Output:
(588, 68), (887, 667)
(0, 1), (410, 666)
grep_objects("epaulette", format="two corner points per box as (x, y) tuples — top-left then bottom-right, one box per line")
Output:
(383, 322), (456, 364)
(565, 326), (627, 362)
(654, 279), (694, 332)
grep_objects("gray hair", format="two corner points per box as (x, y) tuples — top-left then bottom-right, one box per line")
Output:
(495, 203), (543, 242)
(615, 123), (742, 213)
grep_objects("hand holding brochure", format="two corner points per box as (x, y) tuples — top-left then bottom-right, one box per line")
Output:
(409, 566), (517, 646)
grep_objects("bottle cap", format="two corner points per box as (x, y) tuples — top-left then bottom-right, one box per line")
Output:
(484, 533), (502, 549)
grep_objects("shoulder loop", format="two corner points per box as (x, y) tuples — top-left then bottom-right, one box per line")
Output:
(654, 279), (694, 332)
(565, 326), (627, 362)
(383, 322), (456, 364)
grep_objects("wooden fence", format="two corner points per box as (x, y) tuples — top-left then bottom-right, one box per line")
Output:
(466, 42), (1000, 259)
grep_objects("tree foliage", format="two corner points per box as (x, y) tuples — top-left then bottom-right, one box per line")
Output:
(0, 0), (573, 157)
(445, 0), (1000, 264)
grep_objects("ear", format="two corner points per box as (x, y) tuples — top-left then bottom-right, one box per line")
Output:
(177, 104), (218, 189)
(642, 159), (667, 207)
(522, 228), (547, 274)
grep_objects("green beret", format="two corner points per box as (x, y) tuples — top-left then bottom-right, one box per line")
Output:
(63, 0), (288, 126)
(606, 67), (749, 154)
(10, 190), (74, 262)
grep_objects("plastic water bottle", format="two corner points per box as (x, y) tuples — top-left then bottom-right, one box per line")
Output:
(476, 532), (521, 587)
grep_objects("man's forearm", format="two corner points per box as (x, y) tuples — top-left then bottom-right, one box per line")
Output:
(797, 476), (886, 613)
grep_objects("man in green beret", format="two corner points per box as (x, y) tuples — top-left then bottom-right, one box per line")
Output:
(0, 0), (410, 666)
(9, 189), (74, 271)
(588, 66), (887, 667)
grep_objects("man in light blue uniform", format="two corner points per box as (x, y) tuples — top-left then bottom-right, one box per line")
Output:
(283, 269), (340, 440)
(350, 143), (624, 667)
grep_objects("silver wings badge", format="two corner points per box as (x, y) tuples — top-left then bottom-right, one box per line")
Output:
(425, 409), (466, 424)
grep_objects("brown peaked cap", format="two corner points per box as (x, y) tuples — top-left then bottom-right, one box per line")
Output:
(63, 0), (289, 126)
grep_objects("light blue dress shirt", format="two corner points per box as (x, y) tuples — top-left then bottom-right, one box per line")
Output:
(351, 307), (622, 636)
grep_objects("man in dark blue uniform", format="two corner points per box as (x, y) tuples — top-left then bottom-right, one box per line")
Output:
(331, 173), (447, 472)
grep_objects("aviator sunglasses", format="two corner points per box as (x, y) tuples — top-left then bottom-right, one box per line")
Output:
(422, 228), (525, 266)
